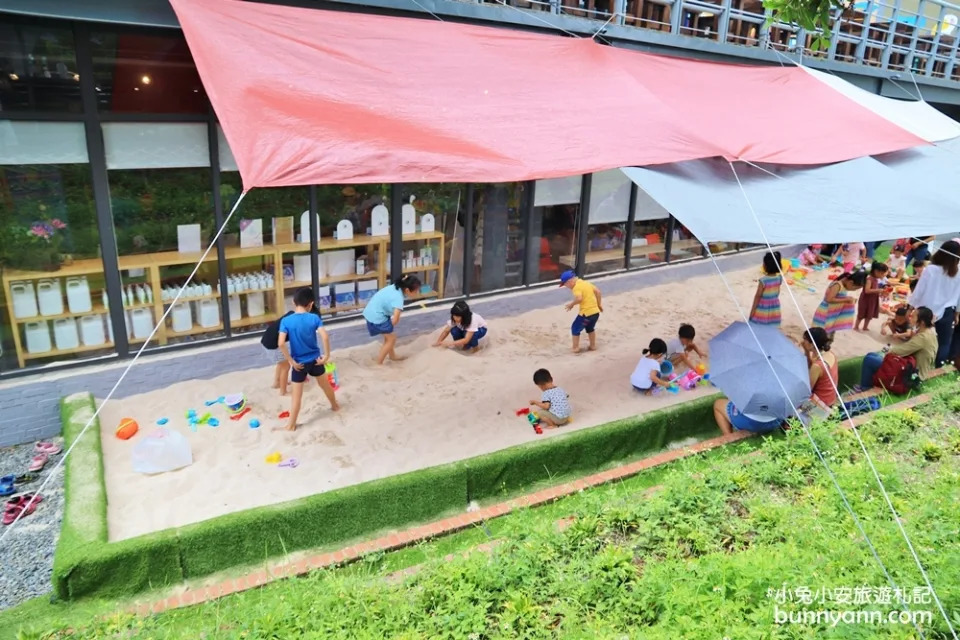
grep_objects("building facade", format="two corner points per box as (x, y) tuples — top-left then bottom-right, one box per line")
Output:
(0, 0), (958, 378)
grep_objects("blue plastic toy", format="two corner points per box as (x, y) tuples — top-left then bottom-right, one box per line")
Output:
(156, 417), (169, 426)
(660, 360), (674, 376)
(208, 418), (220, 427)
(205, 396), (225, 407)
(249, 419), (261, 429)
(186, 409), (197, 419)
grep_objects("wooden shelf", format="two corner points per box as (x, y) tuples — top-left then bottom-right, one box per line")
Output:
(403, 264), (440, 274)
(3, 230), (444, 369)
(23, 342), (115, 360)
(230, 315), (273, 329)
(166, 324), (224, 338)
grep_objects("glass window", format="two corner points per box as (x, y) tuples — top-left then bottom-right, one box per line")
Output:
(104, 122), (220, 348)
(472, 183), (525, 293)
(219, 173), (305, 332)
(583, 169), (631, 275)
(0, 122), (116, 373)
(529, 177), (579, 285)
(89, 30), (207, 114)
(0, 21), (81, 113)
(629, 189), (671, 267)
(394, 184), (465, 304)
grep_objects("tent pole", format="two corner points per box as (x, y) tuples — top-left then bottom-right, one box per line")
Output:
(575, 173), (592, 276)
(623, 182), (638, 270)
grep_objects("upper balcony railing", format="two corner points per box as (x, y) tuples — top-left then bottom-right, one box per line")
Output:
(475, 0), (960, 83)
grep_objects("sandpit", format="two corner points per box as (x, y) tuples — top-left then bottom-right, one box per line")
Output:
(98, 264), (886, 541)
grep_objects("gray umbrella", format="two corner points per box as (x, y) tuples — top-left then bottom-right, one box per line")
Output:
(708, 321), (810, 420)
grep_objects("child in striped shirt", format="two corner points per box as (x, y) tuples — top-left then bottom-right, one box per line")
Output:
(749, 251), (782, 327)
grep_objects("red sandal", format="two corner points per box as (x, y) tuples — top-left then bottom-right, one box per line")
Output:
(3, 493), (43, 525)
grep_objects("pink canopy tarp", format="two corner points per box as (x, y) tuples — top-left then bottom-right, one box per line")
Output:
(169, 0), (926, 188)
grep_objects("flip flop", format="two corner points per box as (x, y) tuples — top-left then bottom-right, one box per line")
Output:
(278, 458), (299, 468)
(35, 441), (62, 455)
(0, 476), (13, 497)
(28, 454), (48, 473)
(3, 494), (43, 525)
(14, 473), (38, 485)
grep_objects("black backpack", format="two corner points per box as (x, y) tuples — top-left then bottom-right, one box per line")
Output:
(261, 311), (294, 349)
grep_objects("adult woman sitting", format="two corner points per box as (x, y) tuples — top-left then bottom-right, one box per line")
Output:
(795, 328), (839, 424)
(713, 398), (781, 436)
(909, 240), (960, 366)
(859, 306), (938, 389)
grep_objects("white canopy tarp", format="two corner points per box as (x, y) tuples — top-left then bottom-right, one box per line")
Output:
(621, 152), (960, 244)
(801, 67), (960, 143)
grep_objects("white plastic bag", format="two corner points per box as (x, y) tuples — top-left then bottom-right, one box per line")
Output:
(131, 428), (193, 474)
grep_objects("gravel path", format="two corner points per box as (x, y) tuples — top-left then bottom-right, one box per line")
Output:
(0, 438), (65, 611)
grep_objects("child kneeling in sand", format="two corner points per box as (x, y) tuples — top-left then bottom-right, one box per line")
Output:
(667, 324), (705, 371)
(278, 288), (339, 431)
(433, 300), (487, 353)
(631, 338), (676, 394)
(530, 368), (571, 428)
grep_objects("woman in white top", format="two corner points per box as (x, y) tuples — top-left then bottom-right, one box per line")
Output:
(909, 239), (960, 366)
(433, 301), (488, 354)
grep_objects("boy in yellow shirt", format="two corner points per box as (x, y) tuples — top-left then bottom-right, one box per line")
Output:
(561, 270), (603, 353)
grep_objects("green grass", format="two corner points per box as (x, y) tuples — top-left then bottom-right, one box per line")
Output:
(12, 384), (960, 639)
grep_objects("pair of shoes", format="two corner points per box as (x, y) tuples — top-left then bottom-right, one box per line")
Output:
(3, 493), (43, 525)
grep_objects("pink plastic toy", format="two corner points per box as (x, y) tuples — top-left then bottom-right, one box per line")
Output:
(677, 370), (702, 390)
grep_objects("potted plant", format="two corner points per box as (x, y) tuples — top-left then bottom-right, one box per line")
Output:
(2, 219), (68, 272)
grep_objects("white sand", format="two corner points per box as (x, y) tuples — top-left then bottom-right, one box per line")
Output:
(99, 265), (886, 541)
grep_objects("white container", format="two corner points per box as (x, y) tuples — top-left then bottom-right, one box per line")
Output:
(356, 259), (365, 275)
(24, 321), (52, 354)
(130, 308), (154, 340)
(229, 295), (241, 320)
(246, 291), (266, 317)
(79, 315), (106, 346)
(198, 299), (220, 328)
(37, 279), (64, 316)
(171, 303), (192, 333)
(11, 282), (38, 319)
(53, 318), (79, 350)
(293, 255), (312, 284)
(66, 277), (92, 313)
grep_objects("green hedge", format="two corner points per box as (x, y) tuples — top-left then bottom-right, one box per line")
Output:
(53, 389), (726, 600)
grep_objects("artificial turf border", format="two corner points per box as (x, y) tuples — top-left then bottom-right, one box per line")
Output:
(52, 357), (866, 600)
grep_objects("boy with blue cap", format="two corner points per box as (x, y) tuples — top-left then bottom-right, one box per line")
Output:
(560, 269), (603, 354)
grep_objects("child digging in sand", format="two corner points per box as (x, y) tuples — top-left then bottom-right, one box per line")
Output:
(363, 275), (421, 365)
(278, 288), (339, 431)
(530, 368), (571, 428)
(433, 300), (488, 353)
(667, 324), (705, 371)
(560, 270), (602, 354)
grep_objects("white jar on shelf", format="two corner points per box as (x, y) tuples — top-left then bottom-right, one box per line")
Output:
(53, 318), (79, 350)
(79, 315), (106, 346)
(197, 299), (220, 328)
(11, 281), (39, 319)
(37, 279), (64, 316)
(24, 321), (52, 354)
(66, 277), (92, 313)
(246, 291), (265, 317)
(171, 302), (192, 333)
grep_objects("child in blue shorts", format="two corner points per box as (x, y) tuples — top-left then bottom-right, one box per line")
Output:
(560, 270), (602, 354)
(362, 275), (421, 365)
(433, 301), (488, 354)
(278, 288), (339, 431)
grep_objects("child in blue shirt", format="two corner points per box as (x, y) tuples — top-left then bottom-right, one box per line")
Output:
(530, 368), (571, 428)
(278, 288), (339, 431)
(362, 275), (421, 365)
